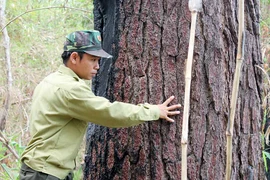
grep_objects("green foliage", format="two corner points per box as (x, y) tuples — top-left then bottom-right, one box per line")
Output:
(73, 166), (83, 180)
(263, 151), (270, 172)
(0, 139), (25, 180)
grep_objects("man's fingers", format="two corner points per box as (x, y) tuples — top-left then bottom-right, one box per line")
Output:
(167, 104), (181, 111)
(159, 96), (181, 123)
(163, 96), (175, 106)
(167, 111), (180, 116)
(165, 117), (175, 123)
(163, 110), (180, 123)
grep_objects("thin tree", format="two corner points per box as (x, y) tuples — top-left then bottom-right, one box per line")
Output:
(0, 0), (12, 131)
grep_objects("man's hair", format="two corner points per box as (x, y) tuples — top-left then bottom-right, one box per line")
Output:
(61, 51), (85, 65)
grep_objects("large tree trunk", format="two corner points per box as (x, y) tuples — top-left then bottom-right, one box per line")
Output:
(84, 0), (264, 179)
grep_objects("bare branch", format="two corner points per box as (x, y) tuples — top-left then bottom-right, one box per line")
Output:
(0, 131), (19, 160)
(11, 98), (32, 106)
(1, 5), (92, 32)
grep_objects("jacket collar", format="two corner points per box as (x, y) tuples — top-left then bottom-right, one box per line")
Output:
(57, 65), (92, 86)
(58, 65), (80, 81)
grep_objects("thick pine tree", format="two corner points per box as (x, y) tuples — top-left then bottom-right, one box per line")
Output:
(84, 0), (264, 179)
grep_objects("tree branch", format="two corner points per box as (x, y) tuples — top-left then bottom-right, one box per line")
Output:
(1, 5), (92, 32)
(0, 131), (19, 160)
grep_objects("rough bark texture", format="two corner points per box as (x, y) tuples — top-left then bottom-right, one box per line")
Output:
(84, 0), (264, 179)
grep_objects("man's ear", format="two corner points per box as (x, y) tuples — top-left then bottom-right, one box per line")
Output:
(70, 52), (78, 64)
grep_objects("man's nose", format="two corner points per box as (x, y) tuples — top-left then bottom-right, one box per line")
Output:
(95, 62), (100, 70)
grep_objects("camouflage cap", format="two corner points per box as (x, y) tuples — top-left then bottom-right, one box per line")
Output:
(64, 30), (112, 58)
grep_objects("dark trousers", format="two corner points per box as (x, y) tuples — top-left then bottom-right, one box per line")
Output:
(19, 163), (73, 180)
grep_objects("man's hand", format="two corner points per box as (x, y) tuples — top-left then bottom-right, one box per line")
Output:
(157, 96), (181, 122)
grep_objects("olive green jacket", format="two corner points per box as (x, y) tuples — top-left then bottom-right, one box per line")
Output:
(21, 65), (160, 179)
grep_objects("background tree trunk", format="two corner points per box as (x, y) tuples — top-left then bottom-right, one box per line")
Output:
(0, 0), (12, 131)
(84, 0), (264, 179)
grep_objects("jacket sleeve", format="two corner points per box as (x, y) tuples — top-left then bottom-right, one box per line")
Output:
(65, 84), (160, 128)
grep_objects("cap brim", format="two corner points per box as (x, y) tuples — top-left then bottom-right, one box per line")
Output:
(84, 49), (112, 58)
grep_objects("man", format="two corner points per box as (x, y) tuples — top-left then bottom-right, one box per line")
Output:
(19, 30), (181, 180)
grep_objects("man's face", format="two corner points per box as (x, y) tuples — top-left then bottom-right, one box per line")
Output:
(71, 52), (101, 80)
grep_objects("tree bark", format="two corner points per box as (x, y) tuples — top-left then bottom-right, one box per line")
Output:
(84, 0), (264, 179)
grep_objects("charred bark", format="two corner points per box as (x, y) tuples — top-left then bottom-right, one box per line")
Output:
(84, 0), (264, 179)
